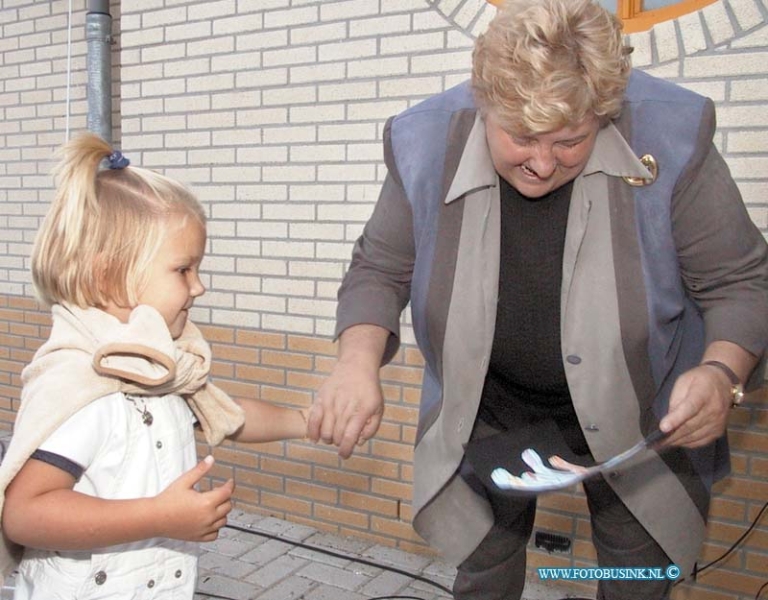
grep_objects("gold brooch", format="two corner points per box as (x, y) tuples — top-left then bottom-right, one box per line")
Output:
(623, 154), (658, 187)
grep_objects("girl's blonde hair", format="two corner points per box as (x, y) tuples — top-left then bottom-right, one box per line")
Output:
(32, 133), (206, 308)
(472, 0), (632, 135)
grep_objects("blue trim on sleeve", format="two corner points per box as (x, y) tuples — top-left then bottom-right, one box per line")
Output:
(30, 449), (84, 480)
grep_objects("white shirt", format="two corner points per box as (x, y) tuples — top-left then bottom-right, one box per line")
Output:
(14, 392), (199, 599)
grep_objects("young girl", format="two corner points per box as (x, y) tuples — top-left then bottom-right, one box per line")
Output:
(0, 133), (308, 598)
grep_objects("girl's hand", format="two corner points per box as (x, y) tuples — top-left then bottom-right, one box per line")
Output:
(4, 455), (233, 549)
(153, 455), (234, 542)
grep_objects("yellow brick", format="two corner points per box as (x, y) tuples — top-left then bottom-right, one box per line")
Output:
(314, 355), (336, 374)
(537, 490), (589, 515)
(11, 348), (34, 363)
(211, 343), (259, 364)
(671, 583), (738, 600)
(210, 361), (235, 378)
(534, 510), (575, 533)
(315, 503), (369, 528)
(235, 363), (285, 385)
(368, 439), (413, 462)
(404, 347), (425, 366)
(235, 468), (284, 493)
(0, 309), (24, 323)
(340, 490), (399, 517)
(381, 383), (402, 401)
(708, 496), (746, 521)
(339, 527), (396, 548)
(729, 428), (768, 453)
(286, 479), (338, 504)
(287, 444), (342, 468)
(375, 421), (401, 442)
(261, 491), (312, 516)
(401, 425), (416, 444)
(403, 387), (421, 406)
(718, 476), (768, 502)
(0, 359), (23, 376)
(9, 297), (40, 310)
(751, 456), (768, 478)
(371, 515), (425, 543)
(260, 456), (312, 478)
(237, 329), (285, 349)
(287, 335), (335, 356)
(314, 466), (369, 492)
(692, 568), (765, 596)
(380, 363), (423, 385)
(398, 538), (437, 557)
(343, 454), (400, 478)
(262, 349), (313, 370)
(24, 311), (51, 325)
(286, 370), (324, 389)
(371, 478), (412, 500)
(199, 324), (235, 343)
(231, 486), (260, 506)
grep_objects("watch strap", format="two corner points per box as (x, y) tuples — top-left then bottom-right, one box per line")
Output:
(701, 360), (745, 406)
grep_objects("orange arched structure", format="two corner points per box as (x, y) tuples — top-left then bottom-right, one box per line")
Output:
(484, 0), (718, 33)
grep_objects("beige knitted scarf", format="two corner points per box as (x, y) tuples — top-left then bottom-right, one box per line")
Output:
(0, 303), (245, 582)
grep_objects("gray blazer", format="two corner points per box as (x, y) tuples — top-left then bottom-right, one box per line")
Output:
(336, 72), (768, 574)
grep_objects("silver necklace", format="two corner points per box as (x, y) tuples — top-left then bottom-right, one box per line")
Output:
(127, 396), (153, 426)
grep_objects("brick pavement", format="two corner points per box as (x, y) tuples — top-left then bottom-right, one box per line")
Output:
(195, 509), (577, 600)
(0, 435), (576, 600)
(0, 509), (576, 599)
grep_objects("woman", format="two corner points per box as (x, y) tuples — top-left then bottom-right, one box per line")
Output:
(309, 1), (768, 598)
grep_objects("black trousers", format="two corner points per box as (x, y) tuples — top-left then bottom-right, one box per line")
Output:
(454, 422), (673, 600)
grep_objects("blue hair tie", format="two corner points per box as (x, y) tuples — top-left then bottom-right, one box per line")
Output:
(107, 150), (130, 169)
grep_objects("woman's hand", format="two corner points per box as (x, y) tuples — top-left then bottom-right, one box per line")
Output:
(658, 364), (734, 448)
(660, 341), (756, 448)
(308, 324), (389, 459)
(310, 359), (385, 459)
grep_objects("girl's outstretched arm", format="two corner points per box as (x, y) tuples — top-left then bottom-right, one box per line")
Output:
(229, 399), (308, 443)
(3, 455), (233, 551)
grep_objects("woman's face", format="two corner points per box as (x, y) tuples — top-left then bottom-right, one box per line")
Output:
(484, 112), (601, 198)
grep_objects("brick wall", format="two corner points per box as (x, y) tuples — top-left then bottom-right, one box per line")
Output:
(1, 1), (767, 598)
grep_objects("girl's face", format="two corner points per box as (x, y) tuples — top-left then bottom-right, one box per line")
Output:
(105, 214), (206, 339)
(484, 112), (600, 198)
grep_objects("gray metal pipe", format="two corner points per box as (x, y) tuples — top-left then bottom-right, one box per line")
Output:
(86, 0), (113, 143)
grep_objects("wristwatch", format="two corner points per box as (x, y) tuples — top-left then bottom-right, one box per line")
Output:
(702, 360), (745, 407)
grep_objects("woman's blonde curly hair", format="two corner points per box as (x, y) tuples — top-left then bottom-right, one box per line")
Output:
(472, 0), (632, 135)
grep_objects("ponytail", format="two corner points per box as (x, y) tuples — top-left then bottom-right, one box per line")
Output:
(32, 133), (113, 307)
(32, 132), (205, 309)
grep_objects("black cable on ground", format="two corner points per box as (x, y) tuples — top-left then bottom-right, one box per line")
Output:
(224, 521), (452, 595)
(673, 500), (767, 591)
(755, 580), (768, 600)
(197, 588), (432, 600)
(201, 500), (768, 600)
(195, 591), (238, 600)
(368, 597), (430, 600)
